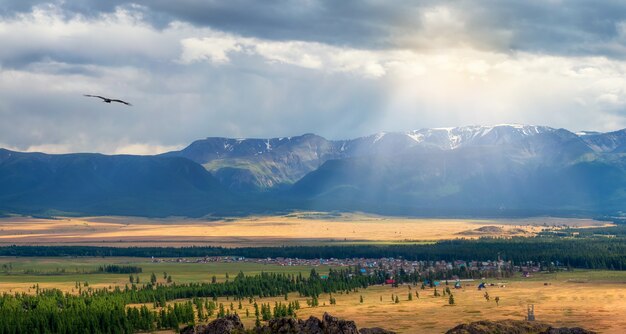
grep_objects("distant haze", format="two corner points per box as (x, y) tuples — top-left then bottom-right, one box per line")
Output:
(1, 1), (626, 154)
(2, 124), (626, 217)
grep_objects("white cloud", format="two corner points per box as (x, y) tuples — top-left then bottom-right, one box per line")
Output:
(2, 3), (626, 154)
(180, 36), (242, 64)
(112, 143), (183, 155)
(178, 33), (387, 78)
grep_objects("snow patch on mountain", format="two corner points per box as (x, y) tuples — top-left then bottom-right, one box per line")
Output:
(373, 132), (386, 143)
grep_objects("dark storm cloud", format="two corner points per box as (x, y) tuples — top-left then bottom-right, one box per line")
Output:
(1, 0), (625, 57)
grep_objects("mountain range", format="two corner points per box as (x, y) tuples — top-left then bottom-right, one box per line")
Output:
(2, 124), (626, 217)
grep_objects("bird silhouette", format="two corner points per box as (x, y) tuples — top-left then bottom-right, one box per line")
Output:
(84, 95), (132, 106)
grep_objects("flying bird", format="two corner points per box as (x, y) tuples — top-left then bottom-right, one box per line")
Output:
(83, 94), (132, 106)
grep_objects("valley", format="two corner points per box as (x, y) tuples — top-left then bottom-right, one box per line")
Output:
(0, 213), (607, 247)
(0, 256), (624, 333)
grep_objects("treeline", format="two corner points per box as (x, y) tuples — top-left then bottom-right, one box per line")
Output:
(0, 268), (386, 334)
(98, 265), (143, 274)
(0, 237), (625, 270)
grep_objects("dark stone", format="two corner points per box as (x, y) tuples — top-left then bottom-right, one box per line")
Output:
(302, 316), (324, 334)
(180, 314), (245, 334)
(445, 320), (596, 334)
(264, 317), (304, 333)
(322, 312), (359, 334)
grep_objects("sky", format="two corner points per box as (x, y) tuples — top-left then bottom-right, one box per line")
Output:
(1, 0), (626, 154)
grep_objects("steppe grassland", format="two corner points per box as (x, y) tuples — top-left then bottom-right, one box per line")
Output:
(0, 213), (607, 246)
(1, 257), (624, 333)
(261, 277), (625, 334)
(0, 257), (332, 293)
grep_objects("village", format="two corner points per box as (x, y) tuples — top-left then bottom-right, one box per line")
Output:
(151, 255), (545, 279)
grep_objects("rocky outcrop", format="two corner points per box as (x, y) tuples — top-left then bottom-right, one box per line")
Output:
(180, 314), (245, 334)
(256, 313), (361, 334)
(445, 320), (596, 334)
(181, 315), (593, 334)
(301, 316), (324, 333)
(321, 313), (359, 334)
(180, 313), (383, 334)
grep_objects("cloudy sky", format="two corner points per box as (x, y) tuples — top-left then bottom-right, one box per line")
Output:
(1, 0), (626, 154)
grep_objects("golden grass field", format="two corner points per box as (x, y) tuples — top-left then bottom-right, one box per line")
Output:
(0, 212), (608, 247)
(225, 276), (626, 334)
(1, 257), (624, 333)
(0, 214), (620, 332)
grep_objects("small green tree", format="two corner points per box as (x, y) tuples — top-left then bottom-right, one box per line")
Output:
(329, 294), (336, 305)
(218, 303), (225, 318)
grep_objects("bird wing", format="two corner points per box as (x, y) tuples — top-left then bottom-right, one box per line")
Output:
(84, 94), (107, 101)
(110, 99), (132, 106)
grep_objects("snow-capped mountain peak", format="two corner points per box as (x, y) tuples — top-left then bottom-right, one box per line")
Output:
(403, 124), (555, 149)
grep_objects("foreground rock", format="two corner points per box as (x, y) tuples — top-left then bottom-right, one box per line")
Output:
(181, 315), (594, 334)
(257, 312), (374, 333)
(180, 314), (245, 334)
(445, 320), (596, 334)
(182, 313), (395, 334)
